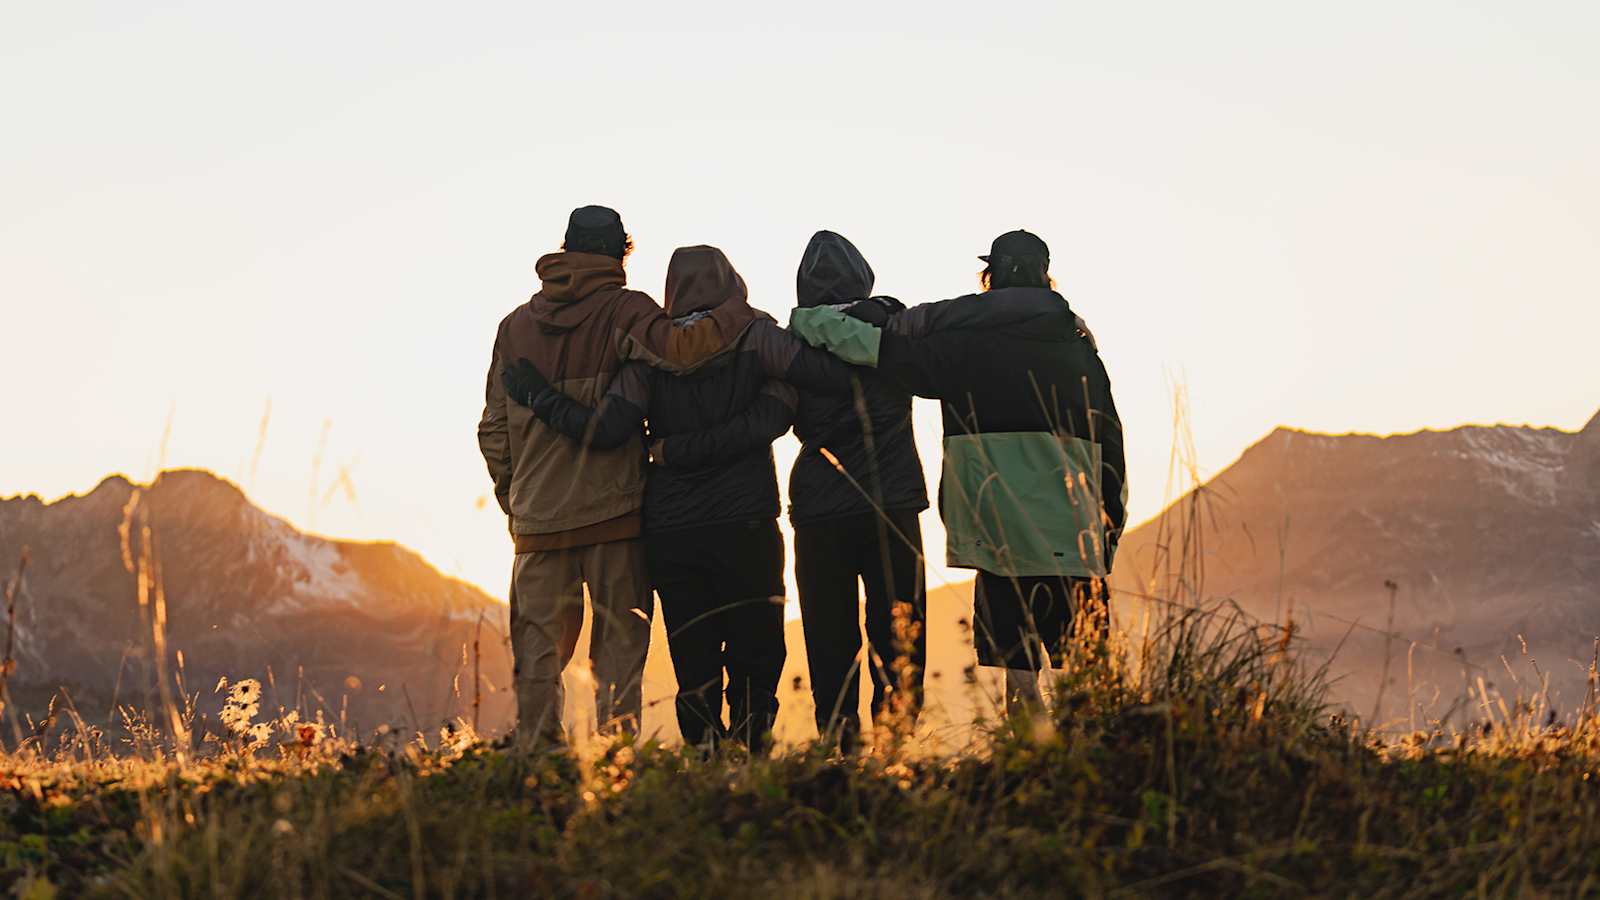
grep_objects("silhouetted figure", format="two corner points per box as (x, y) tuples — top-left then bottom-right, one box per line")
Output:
(790, 231), (929, 752)
(790, 229), (1127, 714)
(478, 208), (750, 746)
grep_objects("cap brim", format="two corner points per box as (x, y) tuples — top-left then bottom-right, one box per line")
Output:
(977, 254), (991, 262)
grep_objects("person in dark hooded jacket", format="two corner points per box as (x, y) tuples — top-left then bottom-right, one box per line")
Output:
(502, 245), (859, 753)
(789, 231), (929, 752)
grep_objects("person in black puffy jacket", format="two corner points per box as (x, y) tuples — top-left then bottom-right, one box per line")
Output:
(789, 230), (1126, 715)
(502, 244), (857, 753)
(788, 231), (930, 752)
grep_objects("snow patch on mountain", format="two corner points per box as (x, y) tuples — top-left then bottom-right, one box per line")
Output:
(1457, 427), (1568, 505)
(270, 519), (365, 613)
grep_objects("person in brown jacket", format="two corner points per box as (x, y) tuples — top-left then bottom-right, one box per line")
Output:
(477, 206), (757, 745)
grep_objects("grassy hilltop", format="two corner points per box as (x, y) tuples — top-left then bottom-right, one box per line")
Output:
(4, 601), (1600, 898)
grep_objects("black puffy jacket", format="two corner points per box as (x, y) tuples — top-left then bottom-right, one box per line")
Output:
(527, 245), (858, 534)
(787, 231), (929, 527)
(791, 287), (1127, 578)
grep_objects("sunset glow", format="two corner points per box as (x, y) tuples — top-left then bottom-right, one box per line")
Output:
(4, 3), (1596, 604)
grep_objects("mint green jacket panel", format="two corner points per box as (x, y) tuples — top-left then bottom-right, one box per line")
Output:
(940, 431), (1111, 578)
(788, 306), (881, 367)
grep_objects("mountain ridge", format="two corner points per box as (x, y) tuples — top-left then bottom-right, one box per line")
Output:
(0, 467), (996, 746)
(0, 468), (515, 735)
(2, 470), (488, 590)
(6, 409), (1593, 740)
(1113, 409), (1600, 725)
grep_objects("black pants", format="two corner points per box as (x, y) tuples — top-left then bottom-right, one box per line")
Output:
(974, 572), (1106, 670)
(795, 509), (925, 750)
(646, 519), (786, 753)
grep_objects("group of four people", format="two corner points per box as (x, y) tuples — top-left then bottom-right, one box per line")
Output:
(477, 205), (1126, 752)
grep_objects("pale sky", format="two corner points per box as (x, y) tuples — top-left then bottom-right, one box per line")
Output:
(3, 1), (1597, 604)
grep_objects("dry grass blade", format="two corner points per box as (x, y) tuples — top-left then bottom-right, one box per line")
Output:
(0, 547), (31, 748)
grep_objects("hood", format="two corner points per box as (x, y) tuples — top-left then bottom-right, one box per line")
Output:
(529, 251), (628, 332)
(796, 230), (875, 308)
(664, 245), (748, 317)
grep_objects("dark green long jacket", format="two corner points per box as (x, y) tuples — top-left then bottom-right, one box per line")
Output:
(791, 288), (1127, 578)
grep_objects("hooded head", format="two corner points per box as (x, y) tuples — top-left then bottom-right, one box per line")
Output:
(529, 250), (630, 333)
(796, 230), (875, 308)
(664, 245), (748, 317)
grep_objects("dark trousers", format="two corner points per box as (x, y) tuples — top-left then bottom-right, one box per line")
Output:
(974, 572), (1107, 670)
(645, 519), (786, 753)
(795, 509), (925, 750)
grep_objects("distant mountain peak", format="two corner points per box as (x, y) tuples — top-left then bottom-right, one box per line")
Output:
(8, 469), (247, 511)
(0, 469), (513, 733)
(91, 472), (135, 495)
(1115, 414), (1600, 721)
(147, 467), (248, 499)
(1570, 410), (1600, 495)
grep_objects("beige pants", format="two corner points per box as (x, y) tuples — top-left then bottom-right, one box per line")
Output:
(510, 539), (652, 743)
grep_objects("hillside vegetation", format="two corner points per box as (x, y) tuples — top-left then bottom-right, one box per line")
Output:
(4, 598), (1600, 898)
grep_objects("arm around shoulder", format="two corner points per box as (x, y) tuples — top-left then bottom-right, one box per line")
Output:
(787, 307), (882, 368)
(527, 362), (649, 450)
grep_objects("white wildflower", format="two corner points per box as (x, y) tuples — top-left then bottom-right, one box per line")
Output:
(219, 678), (264, 745)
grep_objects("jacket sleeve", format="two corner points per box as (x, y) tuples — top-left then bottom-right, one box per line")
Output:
(743, 318), (858, 394)
(889, 289), (1064, 337)
(788, 306), (882, 367)
(612, 291), (729, 373)
(1090, 353), (1128, 567)
(476, 331), (514, 515)
(657, 380), (797, 469)
(789, 306), (952, 401)
(530, 363), (650, 450)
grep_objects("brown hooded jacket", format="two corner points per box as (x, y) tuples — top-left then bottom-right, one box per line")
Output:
(477, 251), (758, 542)
(517, 245), (865, 535)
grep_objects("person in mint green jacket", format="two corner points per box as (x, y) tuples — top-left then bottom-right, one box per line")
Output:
(789, 229), (1126, 711)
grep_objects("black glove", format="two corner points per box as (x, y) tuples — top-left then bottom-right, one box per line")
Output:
(500, 357), (551, 408)
(845, 298), (891, 326)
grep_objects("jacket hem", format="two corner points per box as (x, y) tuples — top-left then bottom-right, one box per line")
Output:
(788, 503), (930, 529)
(644, 512), (781, 536)
(511, 497), (644, 537)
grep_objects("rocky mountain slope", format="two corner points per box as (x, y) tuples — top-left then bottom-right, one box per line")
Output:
(0, 470), (514, 737)
(19, 407), (1585, 746)
(0, 469), (999, 747)
(1113, 410), (1600, 724)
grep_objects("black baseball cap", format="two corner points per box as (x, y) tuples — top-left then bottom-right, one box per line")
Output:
(564, 205), (628, 259)
(979, 229), (1049, 265)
